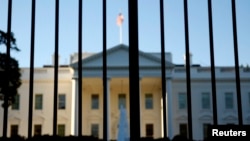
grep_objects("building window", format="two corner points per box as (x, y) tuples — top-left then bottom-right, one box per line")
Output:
(35, 94), (43, 110)
(118, 94), (126, 109)
(91, 94), (99, 109)
(179, 123), (188, 138)
(146, 124), (154, 137)
(201, 92), (210, 109)
(91, 124), (99, 138)
(10, 125), (18, 136)
(57, 124), (65, 136)
(12, 95), (20, 110)
(58, 94), (66, 109)
(225, 92), (233, 109)
(34, 125), (42, 136)
(178, 93), (187, 109)
(203, 123), (211, 139)
(145, 93), (153, 109)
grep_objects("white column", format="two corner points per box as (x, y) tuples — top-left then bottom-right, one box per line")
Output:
(161, 95), (164, 137)
(139, 76), (142, 137)
(71, 77), (78, 136)
(166, 77), (173, 139)
(106, 77), (111, 140)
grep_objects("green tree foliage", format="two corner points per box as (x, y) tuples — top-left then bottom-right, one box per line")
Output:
(0, 30), (21, 108)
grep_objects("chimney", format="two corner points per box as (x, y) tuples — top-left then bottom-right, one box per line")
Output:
(183, 52), (192, 66)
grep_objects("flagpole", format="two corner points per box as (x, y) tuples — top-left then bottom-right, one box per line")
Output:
(120, 24), (122, 44)
(117, 9), (124, 44)
(119, 8), (122, 44)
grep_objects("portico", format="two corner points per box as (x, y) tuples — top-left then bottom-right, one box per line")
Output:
(70, 44), (174, 140)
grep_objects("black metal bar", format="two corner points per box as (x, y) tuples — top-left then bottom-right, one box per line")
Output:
(53, 0), (59, 136)
(28, 0), (36, 138)
(102, 0), (108, 140)
(207, 0), (218, 126)
(231, 0), (243, 125)
(128, 0), (141, 140)
(183, 0), (193, 140)
(2, 0), (12, 139)
(159, 0), (167, 138)
(78, 0), (83, 136)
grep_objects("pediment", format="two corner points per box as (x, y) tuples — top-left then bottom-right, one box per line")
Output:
(71, 44), (174, 69)
(33, 115), (45, 121)
(142, 112), (157, 119)
(176, 114), (187, 120)
(222, 114), (238, 121)
(8, 116), (21, 124)
(198, 114), (213, 120)
(58, 115), (68, 122)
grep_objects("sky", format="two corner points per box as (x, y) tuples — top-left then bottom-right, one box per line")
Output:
(0, 0), (250, 67)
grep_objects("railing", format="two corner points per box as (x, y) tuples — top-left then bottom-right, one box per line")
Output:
(1, 0), (246, 141)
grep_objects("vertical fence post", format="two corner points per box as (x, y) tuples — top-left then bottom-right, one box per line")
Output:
(2, 0), (12, 139)
(102, 0), (108, 140)
(128, 0), (141, 140)
(183, 0), (193, 140)
(53, 0), (59, 136)
(28, 0), (36, 138)
(159, 0), (167, 138)
(78, 0), (83, 136)
(231, 0), (243, 125)
(207, 0), (218, 126)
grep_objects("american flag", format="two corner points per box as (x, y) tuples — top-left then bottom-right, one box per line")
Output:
(116, 13), (124, 26)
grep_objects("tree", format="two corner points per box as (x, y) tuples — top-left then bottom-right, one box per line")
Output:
(0, 30), (21, 108)
(0, 30), (20, 51)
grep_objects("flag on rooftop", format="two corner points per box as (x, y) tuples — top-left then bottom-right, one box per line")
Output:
(116, 12), (124, 26)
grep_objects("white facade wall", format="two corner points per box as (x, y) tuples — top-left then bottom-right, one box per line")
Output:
(0, 67), (74, 137)
(0, 48), (250, 140)
(171, 67), (250, 140)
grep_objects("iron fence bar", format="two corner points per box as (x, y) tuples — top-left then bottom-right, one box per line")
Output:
(207, 0), (218, 125)
(102, 0), (108, 140)
(183, 0), (193, 140)
(78, 0), (83, 136)
(53, 0), (59, 136)
(128, 0), (141, 140)
(2, 0), (12, 139)
(159, 0), (167, 138)
(28, 0), (36, 138)
(231, 0), (243, 125)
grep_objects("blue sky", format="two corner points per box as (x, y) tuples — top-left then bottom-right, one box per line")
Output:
(0, 0), (250, 67)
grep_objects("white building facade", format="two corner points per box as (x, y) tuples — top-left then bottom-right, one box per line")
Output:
(0, 44), (250, 140)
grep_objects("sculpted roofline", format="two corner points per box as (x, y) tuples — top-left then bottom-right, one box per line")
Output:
(70, 44), (174, 69)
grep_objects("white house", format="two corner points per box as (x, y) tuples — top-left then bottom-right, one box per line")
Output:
(0, 44), (250, 140)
